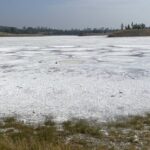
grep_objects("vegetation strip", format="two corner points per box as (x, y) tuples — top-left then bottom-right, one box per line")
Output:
(0, 114), (150, 150)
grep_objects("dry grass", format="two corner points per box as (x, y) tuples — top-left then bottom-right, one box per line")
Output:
(108, 29), (150, 37)
(0, 114), (150, 150)
(0, 32), (13, 36)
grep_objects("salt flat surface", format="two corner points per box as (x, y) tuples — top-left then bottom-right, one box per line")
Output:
(0, 36), (150, 122)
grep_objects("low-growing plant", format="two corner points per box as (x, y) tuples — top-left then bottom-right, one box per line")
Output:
(0, 115), (150, 150)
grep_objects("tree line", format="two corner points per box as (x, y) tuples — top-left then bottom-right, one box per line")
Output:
(1, 23), (148, 36)
(121, 22), (147, 30)
(0, 26), (115, 36)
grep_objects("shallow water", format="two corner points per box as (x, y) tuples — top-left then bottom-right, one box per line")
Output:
(0, 36), (150, 122)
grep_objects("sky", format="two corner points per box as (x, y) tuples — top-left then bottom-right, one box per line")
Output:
(0, 0), (150, 29)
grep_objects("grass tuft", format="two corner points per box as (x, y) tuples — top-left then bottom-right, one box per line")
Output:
(63, 119), (102, 138)
(0, 114), (150, 149)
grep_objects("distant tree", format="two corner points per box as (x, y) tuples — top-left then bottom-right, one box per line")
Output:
(131, 23), (146, 30)
(121, 23), (124, 30)
(125, 24), (131, 30)
(131, 22), (134, 28)
(141, 23), (146, 29)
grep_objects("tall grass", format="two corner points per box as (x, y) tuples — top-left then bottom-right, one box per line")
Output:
(0, 114), (150, 150)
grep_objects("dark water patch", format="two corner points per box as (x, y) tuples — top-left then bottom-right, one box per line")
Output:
(130, 52), (145, 57)
(48, 50), (62, 53)
(123, 68), (150, 79)
(5, 51), (18, 54)
(16, 86), (23, 89)
(50, 45), (80, 49)
(108, 45), (125, 49)
(21, 48), (39, 52)
(84, 49), (95, 52)
(66, 69), (75, 73)
(3, 69), (17, 73)
(48, 67), (61, 73)
(97, 48), (115, 54)
(38, 60), (43, 63)
(67, 54), (73, 58)
(0, 64), (15, 70)
(10, 55), (26, 60)
(127, 68), (148, 74)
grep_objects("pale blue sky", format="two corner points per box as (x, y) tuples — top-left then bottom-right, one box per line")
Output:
(0, 0), (149, 29)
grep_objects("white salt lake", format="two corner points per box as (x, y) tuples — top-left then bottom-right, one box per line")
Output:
(0, 36), (150, 122)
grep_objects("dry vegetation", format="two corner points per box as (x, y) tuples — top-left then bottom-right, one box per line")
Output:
(0, 114), (150, 150)
(0, 32), (13, 36)
(108, 29), (150, 37)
